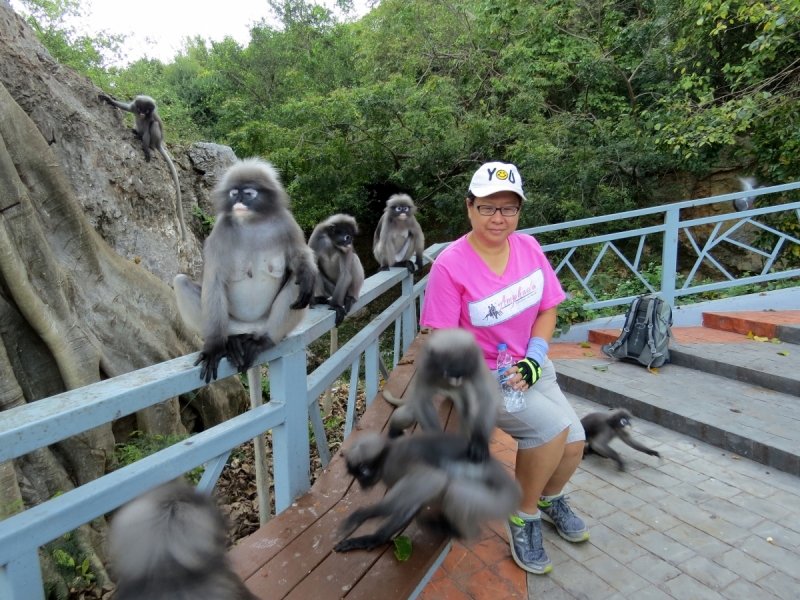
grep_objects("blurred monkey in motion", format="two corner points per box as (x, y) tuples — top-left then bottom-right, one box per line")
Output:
(110, 481), (257, 600)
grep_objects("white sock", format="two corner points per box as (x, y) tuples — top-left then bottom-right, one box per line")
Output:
(540, 493), (562, 502)
(517, 509), (540, 520)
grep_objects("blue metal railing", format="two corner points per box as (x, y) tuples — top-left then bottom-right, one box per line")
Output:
(520, 181), (800, 309)
(2, 181), (798, 600)
(0, 267), (425, 600)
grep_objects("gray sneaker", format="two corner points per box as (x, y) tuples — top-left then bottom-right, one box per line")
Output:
(539, 495), (589, 543)
(504, 515), (552, 575)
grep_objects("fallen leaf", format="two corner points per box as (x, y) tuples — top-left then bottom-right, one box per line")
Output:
(731, 455), (741, 460)
(778, 350), (790, 356)
(647, 367), (659, 374)
(771, 338), (781, 344)
(747, 331), (755, 339)
(753, 336), (769, 342)
(397, 358), (414, 365)
(580, 341), (592, 348)
(730, 409), (742, 413)
(583, 352), (595, 357)
(594, 365), (609, 372)
(766, 536), (778, 546)
(393, 535), (413, 562)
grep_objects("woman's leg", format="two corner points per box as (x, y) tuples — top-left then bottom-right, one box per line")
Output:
(515, 428), (568, 513)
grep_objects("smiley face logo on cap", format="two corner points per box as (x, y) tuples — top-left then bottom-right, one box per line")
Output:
(496, 170), (509, 180)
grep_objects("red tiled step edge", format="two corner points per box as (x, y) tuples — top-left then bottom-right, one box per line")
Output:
(587, 327), (747, 346)
(702, 311), (800, 339)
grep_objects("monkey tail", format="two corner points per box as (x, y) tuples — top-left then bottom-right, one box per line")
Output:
(158, 144), (187, 241)
(381, 389), (405, 406)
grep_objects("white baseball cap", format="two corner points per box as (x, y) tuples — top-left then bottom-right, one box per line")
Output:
(469, 161), (527, 201)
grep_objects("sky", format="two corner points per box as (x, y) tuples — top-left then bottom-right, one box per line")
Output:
(10, 0), (373, 65)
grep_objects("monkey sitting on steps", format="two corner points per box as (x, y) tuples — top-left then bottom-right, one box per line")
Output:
(581, 408), (660, 471)
(334, 431), (521, 552)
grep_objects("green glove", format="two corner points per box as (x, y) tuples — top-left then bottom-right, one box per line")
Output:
(514, 358), (542, 387)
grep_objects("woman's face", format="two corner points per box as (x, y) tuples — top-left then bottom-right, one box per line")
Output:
(466, 191), (522, 246)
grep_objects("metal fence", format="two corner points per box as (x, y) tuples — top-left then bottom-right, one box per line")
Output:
(0, 267), (424, 600)
(521, 181), (800, 310)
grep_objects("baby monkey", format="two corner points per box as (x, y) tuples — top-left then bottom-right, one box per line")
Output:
(581, 408), (660, 471)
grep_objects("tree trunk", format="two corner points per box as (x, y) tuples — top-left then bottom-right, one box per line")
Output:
(0, 6), (249, 596)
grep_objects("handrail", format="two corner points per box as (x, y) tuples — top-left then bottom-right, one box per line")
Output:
(0, 265), (422, 600)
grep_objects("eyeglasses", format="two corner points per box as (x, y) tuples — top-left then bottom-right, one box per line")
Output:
(471, 203), (521, 217)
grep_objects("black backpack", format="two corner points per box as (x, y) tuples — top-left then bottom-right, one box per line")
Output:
(601, 294), (673, 368)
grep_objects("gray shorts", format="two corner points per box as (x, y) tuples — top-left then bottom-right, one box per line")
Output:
(495, 357), (585, 450)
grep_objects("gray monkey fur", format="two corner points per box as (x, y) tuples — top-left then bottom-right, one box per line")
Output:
(581, 408), (660, 471)
(173, 158), (318, 382)
(100, 94), (186, 241)
(109, 481), (257, 600)
(308, 214), (365, 326)
(387, 328), (500, 462)
(373, 193), (425, 273)
(334, 431), (521, 552)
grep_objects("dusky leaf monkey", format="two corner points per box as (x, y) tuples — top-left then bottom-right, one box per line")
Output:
(334, 432), (521, 552)
(372, 193), (425, 273)
(109, 481), (257, 600)
(100, 94), (187, 241)
(581, 408), (660, 471)
(385, 328), (501, 462)
(308, 214), (365, 326)
(173, 158), (317, 383)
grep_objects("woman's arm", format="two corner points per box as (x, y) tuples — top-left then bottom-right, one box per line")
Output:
(530, 306), (557, 343)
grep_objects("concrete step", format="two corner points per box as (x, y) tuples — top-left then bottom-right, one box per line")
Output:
(588, 328), (800, 397)
(702, 310), (800, 344)
(554, 358), (800, 476)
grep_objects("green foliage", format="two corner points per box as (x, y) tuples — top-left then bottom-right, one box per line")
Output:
(19, 0), (800, 241)
(115, 430), (204, 483)
(13, 0), (125, 88)
(193, 205), (216, 235)
(45, 533), (94, 596)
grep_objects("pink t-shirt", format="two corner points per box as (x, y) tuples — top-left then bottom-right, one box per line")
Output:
(420, 233), (566, 369)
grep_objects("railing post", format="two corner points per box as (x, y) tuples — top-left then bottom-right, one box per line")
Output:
(365, 340), (379, 407)
(0, 552), (45, 600)
(246, 366), (272, 524)
(661, 206), (679, 306)
(269, 348), (310, 515)
(401, 273), (415, 355)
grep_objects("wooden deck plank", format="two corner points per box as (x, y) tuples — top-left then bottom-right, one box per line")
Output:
(231, 333), (441, 598)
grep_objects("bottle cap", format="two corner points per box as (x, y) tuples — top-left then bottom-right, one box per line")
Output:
(497, 343), (507, 351)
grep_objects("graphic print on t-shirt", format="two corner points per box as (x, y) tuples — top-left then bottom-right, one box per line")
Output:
(467, 269), (544, 327)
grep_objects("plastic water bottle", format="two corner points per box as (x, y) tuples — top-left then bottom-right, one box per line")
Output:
(497, 343), (526, 413)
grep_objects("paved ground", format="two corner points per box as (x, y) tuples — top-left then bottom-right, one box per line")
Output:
(421, 395), (800, 600)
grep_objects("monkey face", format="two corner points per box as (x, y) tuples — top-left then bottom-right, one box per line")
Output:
(328, 223), (356, 250)
(615, 414), (632, 433)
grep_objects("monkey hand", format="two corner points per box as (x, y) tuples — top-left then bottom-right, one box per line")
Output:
(332, 303), (347, 327)
(195, 342), (226, 383)
(467, 438), (490, 463)
(344, 295), (357, 313)
(98, 94), (114, 104)
(514, 358), (542, 387)
(290, 267), (316, 310)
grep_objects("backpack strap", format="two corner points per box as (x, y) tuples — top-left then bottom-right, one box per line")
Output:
(605, 295), (642, 353)
(644, 297), (663, 368)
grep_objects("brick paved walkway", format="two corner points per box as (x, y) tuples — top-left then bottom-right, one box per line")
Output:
(420, 314), (800, 599)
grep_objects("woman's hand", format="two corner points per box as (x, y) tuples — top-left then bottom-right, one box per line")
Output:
(502, 366), (530, 393)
